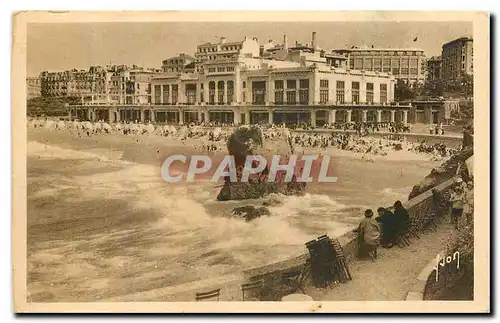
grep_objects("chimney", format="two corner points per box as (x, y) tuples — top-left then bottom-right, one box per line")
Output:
(312, 32), (317, 50)
(283, 34), (288, 49)
(220, 37), (226, 44)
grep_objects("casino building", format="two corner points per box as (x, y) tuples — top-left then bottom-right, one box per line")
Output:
(69, 32), (414, 125)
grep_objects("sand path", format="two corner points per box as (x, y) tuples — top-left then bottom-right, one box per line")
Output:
(305, 221), (455, 301)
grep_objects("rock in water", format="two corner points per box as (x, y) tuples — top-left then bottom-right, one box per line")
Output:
(232, 205), (271, 222)
(217, 125), (306, 201)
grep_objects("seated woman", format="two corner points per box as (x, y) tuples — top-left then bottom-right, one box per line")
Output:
(355, 209), (381, 260)
(375, 207), (397, 248)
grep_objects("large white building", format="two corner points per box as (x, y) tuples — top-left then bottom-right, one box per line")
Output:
(70, 32), (415, 125)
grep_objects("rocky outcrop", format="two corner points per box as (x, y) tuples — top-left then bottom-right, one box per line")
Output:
(217, 126), (306, 201)
(232, 205), (271, 222)
(408, 147), (473, 199)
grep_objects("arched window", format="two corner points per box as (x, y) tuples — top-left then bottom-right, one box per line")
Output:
(227, 80), (234, 103)
(209, 81), (216, 105)
(217, 81), (225, 104)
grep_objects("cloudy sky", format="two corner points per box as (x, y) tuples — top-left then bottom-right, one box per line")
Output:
(27, 21), (472, 76)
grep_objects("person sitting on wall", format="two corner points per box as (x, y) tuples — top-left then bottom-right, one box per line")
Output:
(355, 209), (380, 260)
(393, 200), (411, 239)
(375, 207), (397, 248)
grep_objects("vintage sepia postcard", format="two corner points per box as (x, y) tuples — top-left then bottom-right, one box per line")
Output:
(12, 11), (490, 313)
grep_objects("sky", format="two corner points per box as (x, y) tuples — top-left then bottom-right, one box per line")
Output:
(26, 21), (472, 77)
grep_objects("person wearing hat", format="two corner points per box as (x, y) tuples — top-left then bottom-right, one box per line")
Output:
(449, 180), (465, 229)
(355, 209), (381, 260)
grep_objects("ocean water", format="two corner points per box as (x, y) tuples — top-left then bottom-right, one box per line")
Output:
(26, 132), (437, 302)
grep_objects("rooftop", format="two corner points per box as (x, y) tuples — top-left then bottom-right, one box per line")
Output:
(334, 47), (425, 52)
(442, 36), (473, 48)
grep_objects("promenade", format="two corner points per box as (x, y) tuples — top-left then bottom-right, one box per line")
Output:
(306, 222), (455, 301)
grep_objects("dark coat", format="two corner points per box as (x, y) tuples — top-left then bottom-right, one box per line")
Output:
(376, 210), (397, 240)
(393, 206), (411, 234)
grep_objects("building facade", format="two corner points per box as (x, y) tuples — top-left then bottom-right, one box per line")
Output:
(441, 37), (473, 81)
(332, 47), (426, 85)
(26, 77), (41, 99)
(194, 36), (260, 72)
(161, 53), (195, 73)
(426, 56), (442, 82)
(70, 52), (415, 125)
(409, 99), (461, 124)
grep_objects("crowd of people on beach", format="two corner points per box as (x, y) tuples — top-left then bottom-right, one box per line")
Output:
(356, 176), (474, 261)
(28, 117), (460, 160)
(288, 132), (460, 159)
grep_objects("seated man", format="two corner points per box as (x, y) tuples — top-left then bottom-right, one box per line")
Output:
(355, 209), (381, 260)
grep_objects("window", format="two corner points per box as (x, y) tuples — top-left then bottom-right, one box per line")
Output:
(349, 58), (354, 69)
(227, 81), (234, 103)
(366, 83), (374, 103)
(373, 58), (382, 72)
(275, 91), (284, 104)
(287, 80), (296, 89)
(154, 85), (161, 104)
(352, 81), (360, 103)
(319, 79), (329, 104)
(217, 67), (225, 72)
(336, 81), (345, 103)
(354, 58), (363, 69)
(299, 89), (309, 104)
(186, 84), (197, 105)
(243, 81), (246, 88)
(226, 66), (235, 72)
(274, 80), (284, 104)
(286, 90), (296, 104)
(171, 85), (178, 104)
(217, 81), (225, 104)
(208, 68), (216, 73)
(252, 81), (266, 105)
(163, 85), (169, 104)
(209, 81), (215, 104)
(364, 58), (373, 70)
(380, 84), (387, 103)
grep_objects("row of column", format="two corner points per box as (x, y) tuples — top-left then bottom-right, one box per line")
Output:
(327, 109), (408, 124)
(73, 107), (409, 125)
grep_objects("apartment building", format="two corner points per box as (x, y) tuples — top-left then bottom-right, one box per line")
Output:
(161, 53), (195, 73)
(194, 36), (260, 72)
(26, 77), (41, 99)
(441, 36), (473, 81)
(426, 56), (442, 82)
(332, 46), (426, 85)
